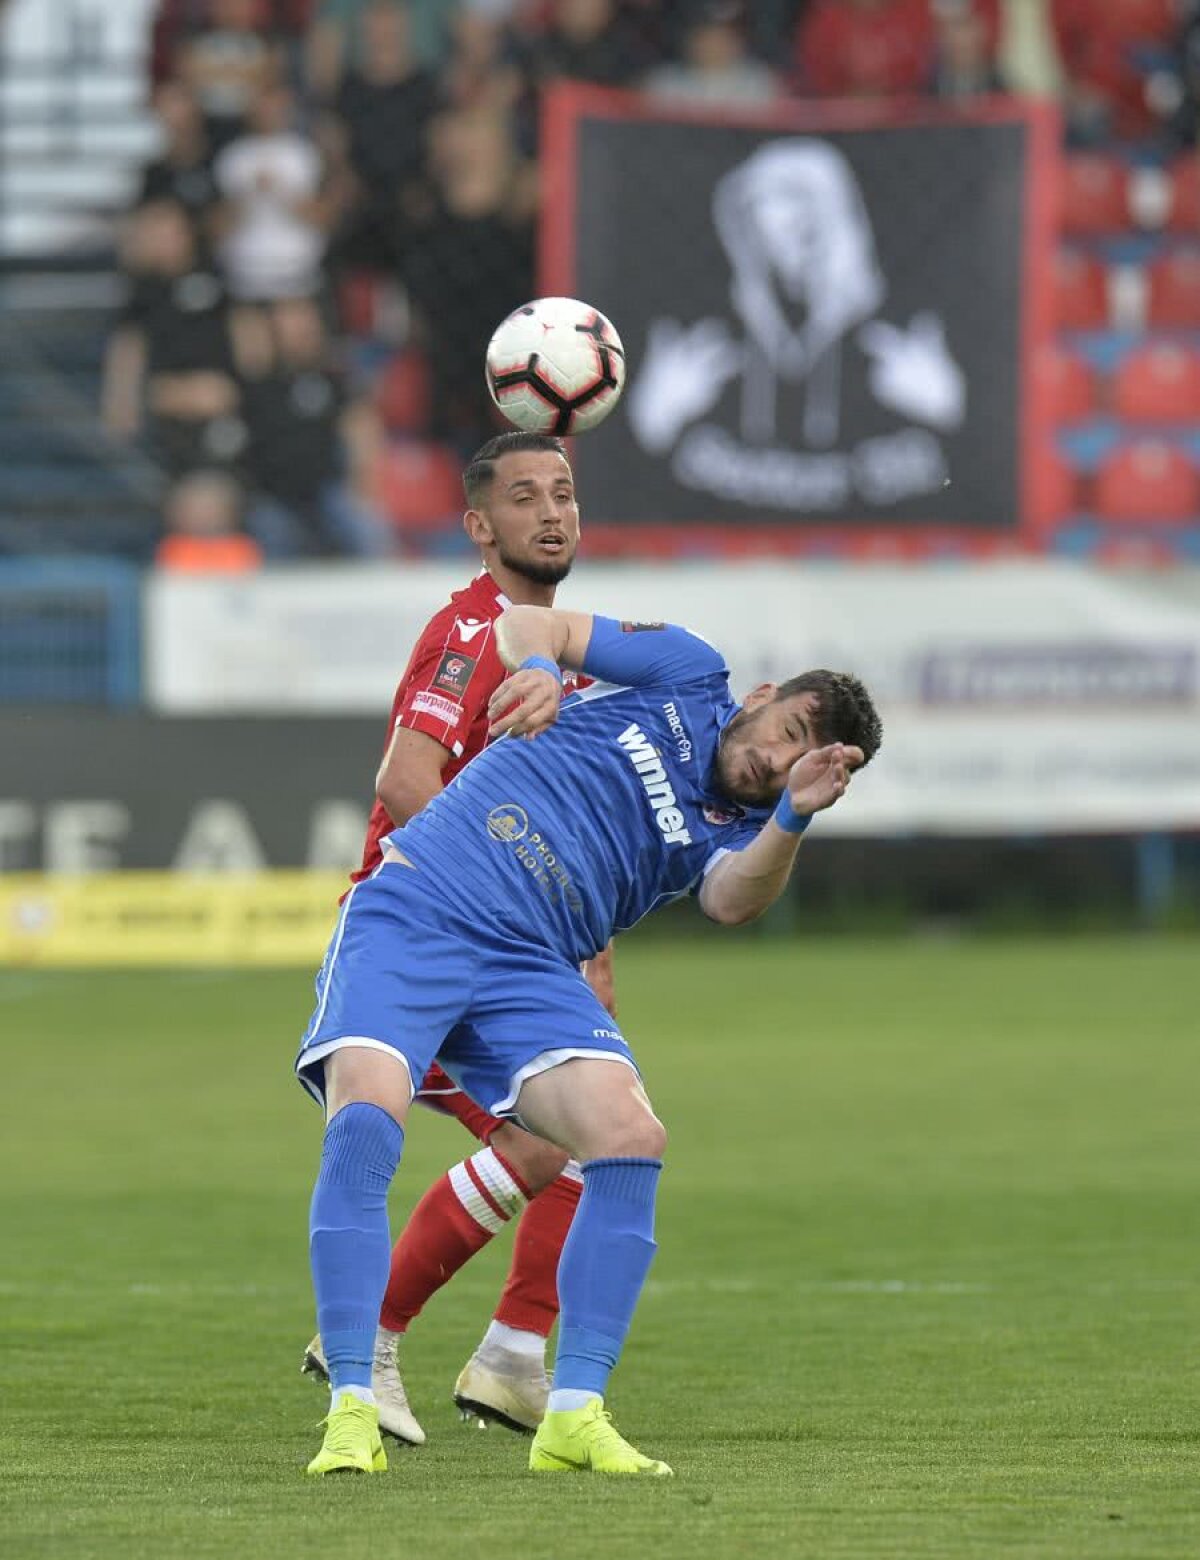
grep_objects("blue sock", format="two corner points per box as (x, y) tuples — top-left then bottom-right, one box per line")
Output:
(552, 1157), (662, 1399)
(309, 1102), (404, 1393)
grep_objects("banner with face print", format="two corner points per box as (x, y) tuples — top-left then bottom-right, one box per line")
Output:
(541, 89), (1055, 538)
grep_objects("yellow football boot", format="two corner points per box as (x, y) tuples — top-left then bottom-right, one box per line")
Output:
(529, 1399), (672, 1476)
(306, 1395), (387, 1476)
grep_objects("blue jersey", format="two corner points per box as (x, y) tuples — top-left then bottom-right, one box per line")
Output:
(390, 618), (771, 964)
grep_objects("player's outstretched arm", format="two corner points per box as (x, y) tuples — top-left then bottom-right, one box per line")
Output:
(699, 743), (863, 926)
(488, 606), (594, 739)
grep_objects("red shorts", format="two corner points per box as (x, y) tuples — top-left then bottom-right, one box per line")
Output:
(415, 1061), (503, 1143)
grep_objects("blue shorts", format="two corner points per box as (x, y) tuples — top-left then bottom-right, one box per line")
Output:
(294, 859), (636, 1117)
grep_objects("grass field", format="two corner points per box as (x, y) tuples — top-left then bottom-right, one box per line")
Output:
(2, 934), (1198, 1560)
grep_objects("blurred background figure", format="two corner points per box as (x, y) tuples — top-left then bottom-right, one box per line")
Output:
(212, 76), (332, 314)
(155, 467), (263, 571)
(102, 199), (245, 478)
(238, 300), (391, 557)
(644, 1), (780, 108)
(137, 80), (218, 219)
(173, 0), (284, 154)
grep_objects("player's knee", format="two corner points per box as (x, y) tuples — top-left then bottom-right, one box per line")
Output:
(490, 1122), (570, 1193)
(599, 1111), (667, 1161)
(324, 1045), (412, 1128)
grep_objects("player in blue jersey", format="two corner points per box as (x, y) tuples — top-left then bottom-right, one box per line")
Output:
(298, 603), (882, 1478)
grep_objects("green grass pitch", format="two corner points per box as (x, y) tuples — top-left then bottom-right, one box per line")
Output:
(2, 934), (1198, 1559)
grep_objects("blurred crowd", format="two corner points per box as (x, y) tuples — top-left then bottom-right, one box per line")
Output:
(100, 0), (1200, 566)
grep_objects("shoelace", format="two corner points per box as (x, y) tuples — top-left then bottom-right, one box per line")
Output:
(319, 1399), (375, 1452)
(568, 1407), (637, 1457)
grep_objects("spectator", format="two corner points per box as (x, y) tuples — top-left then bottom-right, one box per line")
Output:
(307, 0), (454, 101)
(137, 81), (218, 220)
(644, 2), (780, 107)
(102, 200), (246, 477)
(335, 3), (441, 198)
(175, 0), (283, 154)
(213, 78), (331, 308)
(156, 469), (263, 571)
(795, 0), (935, 99)
(930, 0), (1006, 99)
(442, 4), (527, 119)
(400, 109), (535, 448)
(529, 0), (653, 90)
(240, 299), (391, 556)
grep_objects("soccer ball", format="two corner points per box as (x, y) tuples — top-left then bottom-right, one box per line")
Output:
(486, 297), (626, 435)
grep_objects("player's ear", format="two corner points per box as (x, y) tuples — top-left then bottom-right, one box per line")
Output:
(464, 507), (493, 547)
(740, 682), (777, 712)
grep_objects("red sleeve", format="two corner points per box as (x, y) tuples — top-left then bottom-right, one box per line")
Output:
(393, 611), (499, 760)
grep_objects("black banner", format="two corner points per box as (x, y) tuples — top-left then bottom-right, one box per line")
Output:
(549, 93), (1049, 533)
(0, 713), (382, 872)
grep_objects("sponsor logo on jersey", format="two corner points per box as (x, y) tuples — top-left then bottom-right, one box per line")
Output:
(621, 620), (665, 633)
(486, 808), (583, 910)
(662, 700), (693, 764)
(411, 690), (462, 724)
(433, 649), (477, 696)
(486, 803), (528, 842)
(592, 1026), (623, 1042)
(616, 722), (692, 844)
(702, 801), (745, 826)
(454, 617), (488, 644)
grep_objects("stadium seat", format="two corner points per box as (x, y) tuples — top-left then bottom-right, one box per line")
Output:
(1036, 344), (1100, 423)
(372, 440), (464, 536)
(1030, 441), (1082, 531)
(1166, 157), (1200, 233)
(1112, 343), (1200, 422)
(1094, 439), (1199, 520)
(1059, 155), (1129, 237)
(1103, 0), (1176, 46)
(337, 272), (382, 338)
(1053, 249), (1110, 329)
(1146, 250), (1200, 327)
(374, 352), (432, 434)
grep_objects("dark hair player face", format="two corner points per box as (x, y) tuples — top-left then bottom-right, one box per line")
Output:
(463, 434), (580, 587)
(715, 671), (882, 808)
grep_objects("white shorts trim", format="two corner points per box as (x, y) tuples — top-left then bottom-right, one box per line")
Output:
(296, 1036), (414, 1109)
(491, 1046), (639, 1119)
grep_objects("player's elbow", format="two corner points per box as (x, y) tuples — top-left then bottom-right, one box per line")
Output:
(375, 770), (433, 826)
(699, 888), (763, 927)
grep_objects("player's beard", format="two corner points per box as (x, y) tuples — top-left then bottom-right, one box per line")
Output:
(495, 537), (577, 586)
(713, 706), (780, 809)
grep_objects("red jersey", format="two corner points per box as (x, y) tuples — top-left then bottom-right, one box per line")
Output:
(350, 570), (586, 886)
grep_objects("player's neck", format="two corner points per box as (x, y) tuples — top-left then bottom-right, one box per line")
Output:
(484, 563), (558, 609)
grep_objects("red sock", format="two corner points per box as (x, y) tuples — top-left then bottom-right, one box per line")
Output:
(379, 1147), (528, 1333)
(493, 1170), (583, 1337)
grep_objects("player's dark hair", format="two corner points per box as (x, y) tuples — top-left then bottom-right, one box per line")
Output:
(776, 670), (883, 767)
(463, 432), (570, 506)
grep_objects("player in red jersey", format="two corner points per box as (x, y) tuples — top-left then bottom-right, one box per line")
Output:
(302, 430), (613, 1442)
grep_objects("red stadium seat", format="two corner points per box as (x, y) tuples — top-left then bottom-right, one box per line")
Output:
(1059, 155), (1129, 237)
(1166, 157), (1200, 234)
(1103, 0), (1176, 46)
(1094, 440), (1199, 521)
(1053, 249), (1109, 329)
(1036, 344), (1100, 423)
(374, 352), (432, 434)
(1112, 344), (1200, 422)
(1030, 441), (1082, 531)
(1146, 250), (1200, 327)
(372, 441), (464, 534)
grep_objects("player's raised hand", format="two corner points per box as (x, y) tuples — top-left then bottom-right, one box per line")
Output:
(487, 668), (562, 741)
(784, 743), (864, 819)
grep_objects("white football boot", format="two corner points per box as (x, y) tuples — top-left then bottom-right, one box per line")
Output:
(301, 1329), (426, 1446)
(453, 1342), (551, 1433)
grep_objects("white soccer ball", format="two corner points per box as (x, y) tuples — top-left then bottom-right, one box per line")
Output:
(486, 296), (626, 435)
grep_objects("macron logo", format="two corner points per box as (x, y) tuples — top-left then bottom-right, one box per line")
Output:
(616, 722), (692, 845)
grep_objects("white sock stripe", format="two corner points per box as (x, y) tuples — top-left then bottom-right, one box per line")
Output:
(562, 1160), (584, 1184)
(448, 1160), (508, 1234)
(469, 1147), (527, 1219)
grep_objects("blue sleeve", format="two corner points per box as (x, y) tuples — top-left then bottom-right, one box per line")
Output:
(580, 616), (727, 689)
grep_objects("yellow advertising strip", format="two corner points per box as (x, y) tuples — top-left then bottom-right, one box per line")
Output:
(0, 872), (348, 968)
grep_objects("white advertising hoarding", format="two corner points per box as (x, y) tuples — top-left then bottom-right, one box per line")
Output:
(145, 563), (1200, 836)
